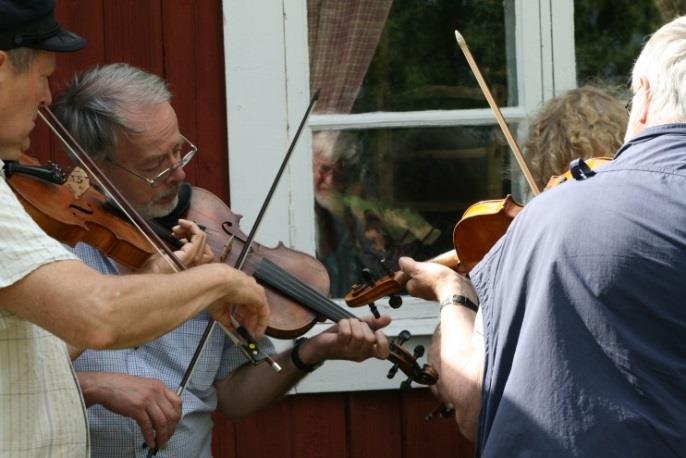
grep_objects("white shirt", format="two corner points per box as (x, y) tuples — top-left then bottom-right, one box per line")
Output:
(0, 159), (89, 457)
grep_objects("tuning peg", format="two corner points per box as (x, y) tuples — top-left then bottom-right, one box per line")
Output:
(368, 302), (380, 319)
(397, 330), (411, 345)
(400, 378), (413, 391)
(398, 345), (425, 391)
(388, 294), (402, 308)
(361, 268), (376, 286)
(387, 362), (400, 379)
(386, 330), (412, 379)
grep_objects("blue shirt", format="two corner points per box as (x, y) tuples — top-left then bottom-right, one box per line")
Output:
(71, 244), (274, 457)
(470, 125), (686, 457)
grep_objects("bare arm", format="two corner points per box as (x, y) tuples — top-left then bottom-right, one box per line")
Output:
(214, 315), (391, 420)
(78, 372), (181, 449)
(0, 259), (268, 349)
(399, 256), (483, 440)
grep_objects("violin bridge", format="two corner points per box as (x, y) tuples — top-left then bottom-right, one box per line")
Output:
(219, 235), (235, 263)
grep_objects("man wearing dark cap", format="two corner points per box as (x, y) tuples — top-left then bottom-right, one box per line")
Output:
(0, 2), (271, 456)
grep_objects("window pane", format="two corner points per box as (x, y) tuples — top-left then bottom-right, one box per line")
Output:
(313, 126), (513, 297)
(574, 0), (663, 86)
(308, 0), (516, 115)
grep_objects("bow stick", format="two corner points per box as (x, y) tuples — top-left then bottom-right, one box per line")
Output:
(454, 30), (541, 196)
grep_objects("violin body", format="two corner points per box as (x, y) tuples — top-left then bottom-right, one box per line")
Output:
(452, 195), (523, 273)
(6, 154), (155, 269)
(185, 187), (333, 339)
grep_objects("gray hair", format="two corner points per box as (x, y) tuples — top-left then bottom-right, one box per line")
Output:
(632, 16), (686, 123)
(52, 63), (171, 161)
(5, 47), (38, 73)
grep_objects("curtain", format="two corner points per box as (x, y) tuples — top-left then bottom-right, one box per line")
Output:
(308, 0), (393, 114)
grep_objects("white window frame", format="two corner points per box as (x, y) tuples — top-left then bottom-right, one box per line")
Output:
(223, 0), (576, 393)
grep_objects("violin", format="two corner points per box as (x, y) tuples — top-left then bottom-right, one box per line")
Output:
(5, 154), (156, 270)
(179, 186), (438, 385)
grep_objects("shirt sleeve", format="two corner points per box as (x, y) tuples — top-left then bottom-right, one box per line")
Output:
(0, 176), (76, 328)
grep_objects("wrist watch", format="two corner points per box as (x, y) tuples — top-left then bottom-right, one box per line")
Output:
(291, 337), (323, 373)
(440, 294), (479, 313)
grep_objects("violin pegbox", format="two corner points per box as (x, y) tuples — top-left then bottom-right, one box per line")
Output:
(386, 330), (435, 389)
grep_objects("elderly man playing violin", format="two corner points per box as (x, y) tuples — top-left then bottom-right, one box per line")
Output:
(52, 62), (392, 457)
(0, 1), (270, 457)
(400, 17), (686, 457)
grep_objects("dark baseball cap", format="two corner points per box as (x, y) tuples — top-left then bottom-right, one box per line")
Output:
(0, 0), (86, 52)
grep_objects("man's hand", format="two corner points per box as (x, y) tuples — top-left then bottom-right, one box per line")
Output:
(141, 219), (215, 273)
(209, 269), (270, 338)
(398, 256), (476, 303)
(298, 315), (392, 365)
(77, 372), (182, 449)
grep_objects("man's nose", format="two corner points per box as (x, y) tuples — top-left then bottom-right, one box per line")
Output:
(168, 163), (186, 184)
(42, 85), (53, 106)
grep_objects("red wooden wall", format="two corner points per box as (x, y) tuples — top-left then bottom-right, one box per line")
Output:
(33, 1), (473, 456)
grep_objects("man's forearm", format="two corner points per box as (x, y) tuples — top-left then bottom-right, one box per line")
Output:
(0, 260), (237, 349)
(214, 342), (319, 420)
(439, 304), (483, 440)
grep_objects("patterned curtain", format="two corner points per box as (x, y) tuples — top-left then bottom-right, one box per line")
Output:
(308, 0), (393, 114)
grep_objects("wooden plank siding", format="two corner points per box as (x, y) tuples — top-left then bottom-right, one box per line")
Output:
(28, 1), (472, 457)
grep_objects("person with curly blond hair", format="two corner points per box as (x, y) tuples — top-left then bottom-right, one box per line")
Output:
(523, 85), (628, 191)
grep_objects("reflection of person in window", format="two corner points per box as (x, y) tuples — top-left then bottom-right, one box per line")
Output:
(313, 131), (440, 296)
(400, 17), (685, 456)
(313, 131), (362, 296)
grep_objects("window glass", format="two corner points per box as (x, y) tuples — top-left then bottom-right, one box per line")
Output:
(309, 0), (517, 297)
(313, 126), (512, 296)
(574, 0), (663, 87)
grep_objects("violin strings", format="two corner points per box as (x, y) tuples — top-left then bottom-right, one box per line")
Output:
(254, 259), (435, 384)
(253, 258), (354, 322)
(255, 259), (352, 322)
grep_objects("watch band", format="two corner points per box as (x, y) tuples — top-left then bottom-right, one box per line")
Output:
(441, 294), (479, 313)
(291, 337), (322, 373)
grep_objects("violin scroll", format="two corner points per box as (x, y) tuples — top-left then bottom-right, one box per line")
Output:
(386, 330), (437, 387)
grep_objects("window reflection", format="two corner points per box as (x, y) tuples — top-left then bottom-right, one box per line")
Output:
(313, 128), (510, 297)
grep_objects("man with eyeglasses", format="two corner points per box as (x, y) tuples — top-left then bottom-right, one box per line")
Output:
(53, 63), (392, 457)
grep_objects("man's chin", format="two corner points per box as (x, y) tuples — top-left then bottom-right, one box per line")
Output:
(0, 144), (23, 161)
(143, 194), (180, 219)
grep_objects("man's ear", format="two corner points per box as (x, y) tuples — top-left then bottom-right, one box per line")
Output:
(637, 76), (651, 125)
(0, 51), (9, 82)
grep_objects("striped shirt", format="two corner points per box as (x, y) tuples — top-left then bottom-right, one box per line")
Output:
(0, 159), (89, 457)
(72, 243), (275, 457)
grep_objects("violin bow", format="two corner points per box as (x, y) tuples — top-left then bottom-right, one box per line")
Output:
(454, 30), (541, 196)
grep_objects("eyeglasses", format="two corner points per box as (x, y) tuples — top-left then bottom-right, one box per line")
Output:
(106, 135), (198, 188)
